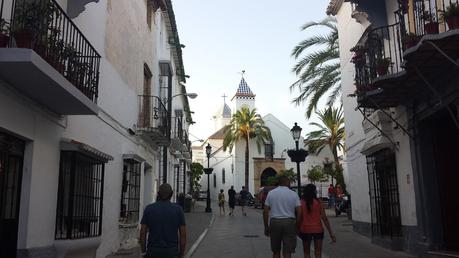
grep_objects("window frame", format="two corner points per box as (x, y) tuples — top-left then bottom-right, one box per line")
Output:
(55, 151), (105, 239)
(120, 159), (142, 224)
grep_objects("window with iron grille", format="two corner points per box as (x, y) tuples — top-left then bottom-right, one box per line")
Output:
(213, 173), (216, 188)
(366, 148), (401, 238)
(222, 168), (225, 184)
(55, 152), (104, 239)
(120, 159), (141, 224)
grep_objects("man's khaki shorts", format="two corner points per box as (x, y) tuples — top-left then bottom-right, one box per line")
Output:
(269, 218), (297, 254)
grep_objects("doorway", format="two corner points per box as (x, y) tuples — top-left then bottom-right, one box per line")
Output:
(419, 108), (459, 251)
(0, 132), (25, 258)
(261, 167), (277, 187)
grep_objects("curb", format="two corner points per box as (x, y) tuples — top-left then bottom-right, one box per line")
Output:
(185, 213), (215, 258)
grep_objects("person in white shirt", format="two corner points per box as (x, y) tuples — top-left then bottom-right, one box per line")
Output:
(263, 176), (302, 258)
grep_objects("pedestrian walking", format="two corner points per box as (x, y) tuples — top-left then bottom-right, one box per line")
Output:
(140, 183), (187, 258)
(228, 185), (236, 215)
(299, 184), (336, 258)
(218, 189), (226, 215)
(263, 176), (302, 258)
(327, 184), (335, 209)
(240, 186), (249, 216)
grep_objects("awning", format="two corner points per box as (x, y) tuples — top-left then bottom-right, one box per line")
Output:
(122, 154), (146, 163)
(61, 138), (113, 163)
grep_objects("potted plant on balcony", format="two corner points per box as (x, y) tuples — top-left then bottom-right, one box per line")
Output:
(350, 45), (365, 65)
(45, 28), (66, 73)
(402, 33), (421, 49)
(11, 0), (59, 48)
(375, 57), (391, 76)
(421, 11), (439, 34)
(0, 19), (10, 47)
(441, 3), (459, 30)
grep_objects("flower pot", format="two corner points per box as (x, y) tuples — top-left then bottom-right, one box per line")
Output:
(0, 33), (9, 47)
(446, 16), (459, 30)
(376, 65), (389, 76)
(424, 22), (439, 34)
(45, 54), (65, 74)
(14, 30), (34, 48)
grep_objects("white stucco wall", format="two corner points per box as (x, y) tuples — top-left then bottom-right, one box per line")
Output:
(335, 1), (417, 226)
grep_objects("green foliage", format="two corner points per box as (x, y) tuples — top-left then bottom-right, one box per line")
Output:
(264, 176), (278, 186)
(307, 165), (328, 183)
(223, 107), (272, 191)
(190, 162), (204, 190)
(277, 168), (297, 183)
(441, 3), (459, 20)
(305, 106), (344, 157)
(264, 168), (297, 186)
(290, 16), (341, 118)
(306, 106), (346, 192)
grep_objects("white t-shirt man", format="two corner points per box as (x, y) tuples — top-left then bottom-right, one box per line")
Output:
(265, 186), (301, 219)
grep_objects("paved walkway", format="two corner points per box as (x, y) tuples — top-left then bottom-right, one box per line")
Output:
(106, 201), (212, 258)
(190, 205), (415, 258)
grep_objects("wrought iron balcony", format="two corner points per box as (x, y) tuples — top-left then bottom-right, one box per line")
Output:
(353, 23), (405, 108)
(404, 0), (459, 37)
(171, 116), (188, 152)
(353, 1), (459, 109)
(136, 95), (169, 146)
(0, 0), (100, 114)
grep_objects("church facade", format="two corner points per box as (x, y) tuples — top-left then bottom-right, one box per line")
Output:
(193, 77), (334, 199)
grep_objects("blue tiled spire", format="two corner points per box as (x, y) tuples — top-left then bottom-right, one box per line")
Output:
(234, 77), (255, 98)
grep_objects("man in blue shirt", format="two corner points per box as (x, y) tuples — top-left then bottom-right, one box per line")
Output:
(140, 183), (187, 258)
(240, 186), (249, 216)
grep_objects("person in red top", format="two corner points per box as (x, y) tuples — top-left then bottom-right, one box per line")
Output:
(299, 184), (336, 258)
(327, 184), (335, 208)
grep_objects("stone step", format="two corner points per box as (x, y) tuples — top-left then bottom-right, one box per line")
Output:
(428, 251), (459, 258)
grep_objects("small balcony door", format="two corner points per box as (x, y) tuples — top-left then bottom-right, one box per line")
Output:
(140, 65), (153, 127)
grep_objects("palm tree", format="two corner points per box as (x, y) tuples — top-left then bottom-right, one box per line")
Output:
(305, 106), (345, 186)
(290, 16), (341, 118)
(222, 107), (272, 192)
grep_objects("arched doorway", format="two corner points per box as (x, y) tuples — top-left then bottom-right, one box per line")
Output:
(261, 167), (277, 187)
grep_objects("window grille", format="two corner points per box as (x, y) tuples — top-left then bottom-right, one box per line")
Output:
(213, 174), (216, 188)
(55, 152), (104, 239)
(222, 168), (226, 184)
(366, 148), (401, 238)
(120, 159), (141, 224)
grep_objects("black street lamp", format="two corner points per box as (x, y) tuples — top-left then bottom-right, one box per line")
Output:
(287, 122), (308, 197)
(203, 143), (213, 213)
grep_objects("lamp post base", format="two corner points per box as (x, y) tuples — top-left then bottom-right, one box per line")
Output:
(205, 207), (212, 213)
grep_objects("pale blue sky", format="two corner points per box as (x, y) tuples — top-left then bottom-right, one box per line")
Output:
(173, 0), (330, 142)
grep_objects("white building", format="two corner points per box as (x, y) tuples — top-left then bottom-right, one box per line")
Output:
(0, 0), (193, 258)
(194, 77), (334, 200)
(328, 0), (459, 256)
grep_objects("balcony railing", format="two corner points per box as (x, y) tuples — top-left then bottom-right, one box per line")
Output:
(353, 23), (404, 102)
(137, 95), (168, 138)
(0, 0), (101, 102)
(405, 0), (459, 37)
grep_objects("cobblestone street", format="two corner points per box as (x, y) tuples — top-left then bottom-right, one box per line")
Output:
(190, 204), (414, 258)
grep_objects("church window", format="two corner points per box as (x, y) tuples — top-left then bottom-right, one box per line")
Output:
(222, 168), (226, 184)
(265, 142), (274, 161)
(213, 174), (217, 188)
